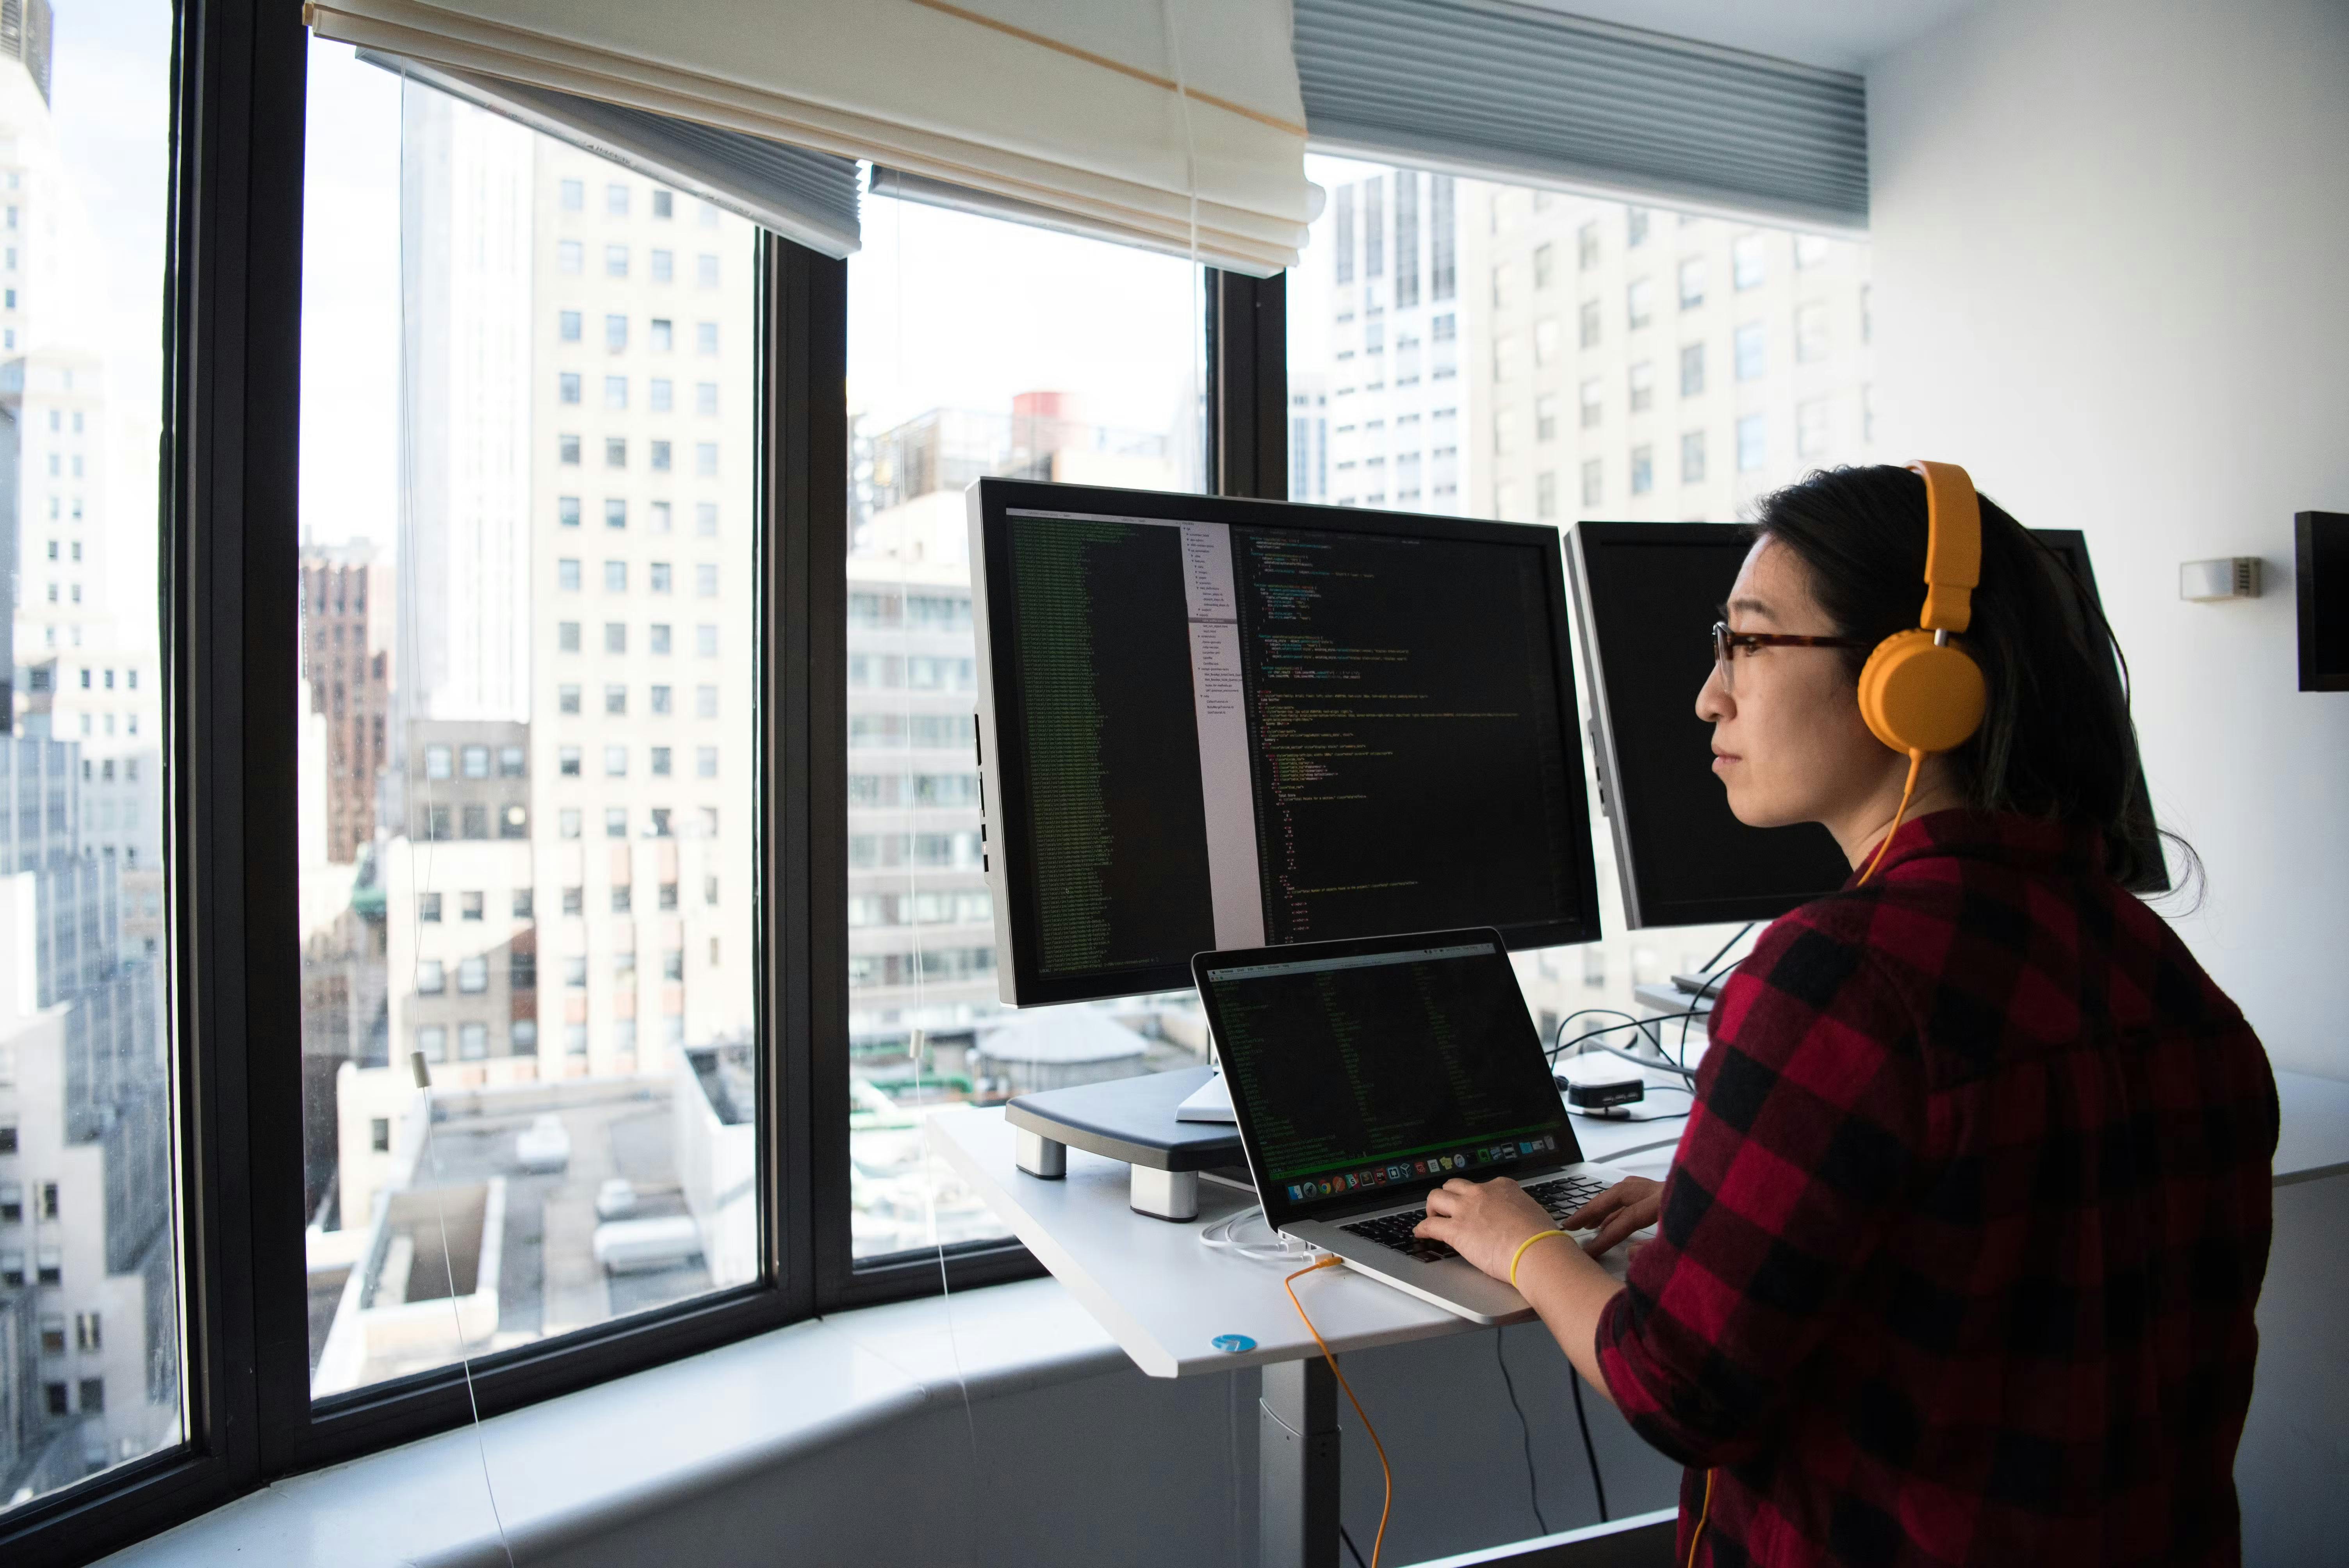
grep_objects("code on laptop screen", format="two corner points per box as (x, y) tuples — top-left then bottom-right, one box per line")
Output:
(1204, 941), (1568, 1191)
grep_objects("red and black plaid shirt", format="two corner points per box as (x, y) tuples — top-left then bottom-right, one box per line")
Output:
(1595, 809), (2276, 1566)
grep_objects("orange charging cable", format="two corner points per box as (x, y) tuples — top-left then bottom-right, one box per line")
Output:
(1284, 1256), (1394, 1568)
(1686, 1467), (1714, 1565)
(1857, 750), (1924, 886)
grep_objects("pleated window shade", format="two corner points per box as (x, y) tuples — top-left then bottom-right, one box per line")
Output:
(366, 52), (864, 258)
(1294, 0), (1870, 234)
(305, 0), (1315, 274)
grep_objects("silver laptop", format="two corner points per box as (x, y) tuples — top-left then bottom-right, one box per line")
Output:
(1192, 928), (1633, 1325)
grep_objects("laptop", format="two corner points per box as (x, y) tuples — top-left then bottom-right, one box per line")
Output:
(1192, 927), (1636, 1325)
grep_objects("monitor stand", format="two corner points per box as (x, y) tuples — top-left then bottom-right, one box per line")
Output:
(1003, 1065), (1249, 1221)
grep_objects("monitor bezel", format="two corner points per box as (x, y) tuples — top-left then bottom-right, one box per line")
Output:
(1566, 519), (2169, 930)
(970, 477), (1604, 1007)
(1189, 926), (1584, 1232)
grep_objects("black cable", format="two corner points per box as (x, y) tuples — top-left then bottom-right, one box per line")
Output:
(1495, 1330), (1551, 1537)
(1550, 1011), (1707, 1074)
(1568, 1367), (1610, 1524)
(1674, 923), (1757, 1071)
(1340, 1523), (1369, 1568)
(1697, 921), (1756, 976)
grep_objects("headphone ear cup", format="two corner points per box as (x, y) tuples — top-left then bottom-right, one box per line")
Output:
(1857, 629), (1987, 755)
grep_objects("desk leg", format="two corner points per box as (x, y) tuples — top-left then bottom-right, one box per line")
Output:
(1014, 1129), (1066, 1179)
(1260, 1358), (1340, 1568)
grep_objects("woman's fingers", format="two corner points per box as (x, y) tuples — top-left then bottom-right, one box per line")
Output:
(1583, 1198), (1660, 1257)
(1563, 1188), (1626, 1229)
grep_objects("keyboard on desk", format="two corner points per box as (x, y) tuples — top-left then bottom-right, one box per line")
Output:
(1340, 1173), (1614, 1264)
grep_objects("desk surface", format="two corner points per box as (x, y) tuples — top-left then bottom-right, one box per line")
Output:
(932, 1065), (2348, 1382)
(928, 1107), (1676, 1381)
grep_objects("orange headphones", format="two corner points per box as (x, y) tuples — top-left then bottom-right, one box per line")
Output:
(1852, 460), (1987, 883)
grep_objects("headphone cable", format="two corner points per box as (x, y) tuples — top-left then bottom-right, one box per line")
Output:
(1857, 750), (1923, 886)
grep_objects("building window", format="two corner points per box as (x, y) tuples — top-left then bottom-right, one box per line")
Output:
(1797, 398), (1831, 460)
(1679, 342), (1705, 397)
(559, 177), (584, 210)
(559, 682), (582, 714)
(605, 684), (627, 716)
(651, 746), (672, 777)
(1535, 470), (1558, 521)
(558, 559), (581, 592)
(1579, 378), (1602, 429)
(1534, 393), (1558, 444)
(605, 498), (627, 530)
(559, 746), (582, 777)
(696, 321), (718, 355)
(418, 892), (442, 923)
(605, 622), (627, 654)
(1734, 323), (1766, 381)
(604, 244), (628, 278)
(560, 434), (581, 465)
(1795, 301), (1829, 363)
(1531, 241), (1554, 291)
(1580, 459), (1602, 507)
(651, 624), (673, 655)
(1628, 361), (1654, 413)
(1577, 299), (1600, 349)
(604, 312), (627, 352)
(459, 1023), (488, 1060)
(651, 317), (673, 351)
(1630, 444), (1654, 495)
(460, 891), (484, 921)
(1737, 413), (1767, 472)
(604, 745), (627, 778)
(605, 437), (627, 468)
(457, 957), (488, 994)
(604, 560), (627, 593)
(1625, 207), (1649, 247)
(558, 495), (581, 528)
(557, 239), (582, 274)
(1795, 233), (1830, 269)
(1626, 278), (1653, 330)
(1576, 220), (1599, 271)
(1681, 429), (1706, 484)
(1733, 233), (1766, 290)
(604, 375), (627, 410)
(695, 442), (718, 477)
(697, 746), (718, 779)
(558, 371), (580, 405)
(1677, 256), (1705, 310)
(370, 1118), (391, 1153)
(416, 961), (445, 996)
(652, 248), (674, 283)
(417, 1025), (447, 1062)
(606, 180), (629, 217)
(695, 563), (720, 598)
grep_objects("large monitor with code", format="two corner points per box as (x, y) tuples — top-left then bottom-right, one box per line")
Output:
(1565, 521), (2167, 928)
(969, 478), (1602, 1006)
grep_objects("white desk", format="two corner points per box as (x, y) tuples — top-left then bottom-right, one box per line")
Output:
(928, 1105), (1679, 1567)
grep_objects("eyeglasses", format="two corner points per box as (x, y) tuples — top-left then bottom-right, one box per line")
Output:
(1711, 620), (1866, 692)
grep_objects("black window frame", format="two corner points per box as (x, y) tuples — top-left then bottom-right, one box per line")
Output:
(0, 2), (1288, 1557)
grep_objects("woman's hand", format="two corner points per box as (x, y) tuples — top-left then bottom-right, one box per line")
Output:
(1414, 1178), (1560, 1283)
(1564, 1176), (1663, 1257)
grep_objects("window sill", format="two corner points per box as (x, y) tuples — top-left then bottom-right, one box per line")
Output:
(96, 1278), (1123, 1567)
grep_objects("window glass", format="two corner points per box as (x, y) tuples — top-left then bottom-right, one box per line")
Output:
(297, 46), (760, 1399)
(844, 179), (1206, 1261)
(1286, 156), (1874, 1054)
(0, 0), (185, 1517)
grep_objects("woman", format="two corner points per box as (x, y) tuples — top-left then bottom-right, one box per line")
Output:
(1416, 465), (2277, 1565)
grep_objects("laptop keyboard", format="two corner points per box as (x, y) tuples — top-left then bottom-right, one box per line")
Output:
(1340, 1174), (1612, 1264)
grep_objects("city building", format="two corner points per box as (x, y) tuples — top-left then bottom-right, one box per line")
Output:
(299, 540), (392, 865)
(1309, 169), (1468, 513)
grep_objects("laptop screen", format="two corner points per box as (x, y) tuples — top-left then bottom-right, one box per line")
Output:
(1196, 932), (1579, 1222)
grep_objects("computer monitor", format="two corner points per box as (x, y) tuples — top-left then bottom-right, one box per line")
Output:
(1565, 522), (2166, 928)
(970, 478), (1603, 1006)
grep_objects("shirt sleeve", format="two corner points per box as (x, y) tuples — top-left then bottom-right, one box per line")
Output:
(1594, 912), (1925, 1470)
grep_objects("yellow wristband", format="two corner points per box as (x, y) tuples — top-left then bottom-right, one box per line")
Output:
(1508, 1229), (1567, 1289)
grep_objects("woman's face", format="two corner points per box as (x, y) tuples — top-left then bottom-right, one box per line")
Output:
(1695, 536), (1893, 830)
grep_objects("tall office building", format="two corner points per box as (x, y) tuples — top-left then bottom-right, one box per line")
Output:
(396, 87), (532, 731)
(1470, 189), (1875, 526)
(372, 89), (759, 1092)
(1287, 372), (1329, 504)
(299, 541), (392, 865)
(1311, 170), (1468, 513)
(843, 399), (1178, 1056)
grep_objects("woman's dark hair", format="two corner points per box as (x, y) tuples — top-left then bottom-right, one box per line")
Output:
(1750, 464), (2186, 893)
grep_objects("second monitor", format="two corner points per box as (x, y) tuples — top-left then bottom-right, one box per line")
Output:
(970, 479), (1602, 1007)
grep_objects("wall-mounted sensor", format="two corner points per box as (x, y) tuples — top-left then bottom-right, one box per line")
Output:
(2179, 557), (2261, 601)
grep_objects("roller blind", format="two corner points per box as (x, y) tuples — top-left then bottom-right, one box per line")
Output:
(305, 0), (1314, 274)
(365, 52), (862, 257)
(1293, 0), (1869, 233)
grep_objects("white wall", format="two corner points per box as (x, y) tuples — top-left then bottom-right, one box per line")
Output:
(1867, 0), (2349, 1076)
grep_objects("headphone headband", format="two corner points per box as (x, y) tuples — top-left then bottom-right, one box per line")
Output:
(1907, 460), (1980, 634)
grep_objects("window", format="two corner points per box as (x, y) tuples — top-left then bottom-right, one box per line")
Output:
(651, 317), (673, 351)
(696, 381), (719, 416)
(605, 683), (628, 716)
(1630, 444), (1654, 495)
(1535, 470), (1558, 521)
(1580, 458), (1603, 507)
(370, 1118), (391, 1153)
(606, 807), (629, 837)
(1795, 301), (1830, 363)
(559, 558), (582, 592)
(695, 442), (718, 477)
(559, 682), (582, 714)
(1796, 233), (1830, 269)
(457, 957), (488, 994)
(606, 498), (627, 529)
(651, 377), (673, 412)
(1577, 299), (1600, 349)
(557, 239), (582, 273)
(1734, 322), (1766, 381)
(604, 745), (628, 778)
(696, 321), (718, 355)
(418, 892), (442, 923)
(1579, 378), (1603, 429)
(652, 684), (674, 715)
(605, 180), (629, 217)
(1681, 429), (1707, 484)
(1733, 233), (1767, 289)
(558, 371), (581, 404)
(652, 439), (673, 471)
(1626, 277), (1654, 329)
(1531, 242), (1554, 290)
(698, 746), (719, 779)
(1677, 256), (1705, 310)
(652, 745), (673, 776)
(606, 622), (628, 654)
(560, 433), (581, 465)
(1531, 317), (1560, 369)
(652, 248), (674, 283)
(697, 684), (719, 718)
(416, 960), (446, 995)
(696, 563), (720, 598)
(560, 177), (584, 211)
(604, 560), (627, 593)
(652, 624), (673, 655)
(606, 436), (627, 467)
(1628, 361), (1655, 413)
(1534, 393), (1559, 444)
(604, 243), (629, 277)
(1576, 220), (1599, 270)
(460, 891), (484, 921)
(559, 495), (581, 528)
(1680, 342), (1705, 397)
(1797, 397), (1832, 460)
(605, 312), (627, 352)
(697, 624), (719, 657)
(1738, 413), (1768, 471)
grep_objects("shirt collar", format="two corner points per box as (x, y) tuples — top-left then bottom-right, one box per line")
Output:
(1841, 807), (2102, 889)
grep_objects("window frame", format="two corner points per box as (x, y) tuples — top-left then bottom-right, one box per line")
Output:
(2, 5), (1281, 1555)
